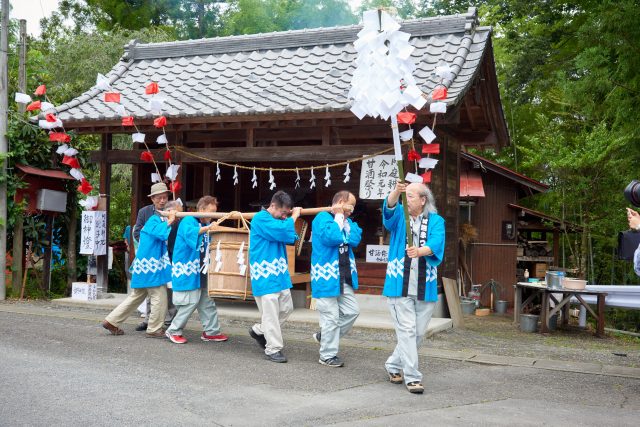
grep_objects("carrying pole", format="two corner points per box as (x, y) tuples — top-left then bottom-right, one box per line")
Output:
(159, 206), (332, 220)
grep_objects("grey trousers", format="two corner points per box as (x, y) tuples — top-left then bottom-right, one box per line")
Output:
(315, 284), (359, 360)
(252, 289), (294, 355)
(166, 288), (221, 336)
(385, 296), (436, 384)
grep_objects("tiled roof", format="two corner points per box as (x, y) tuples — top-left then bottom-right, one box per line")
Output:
(53, 7), (490, 125)
(15, 164), (74, 180)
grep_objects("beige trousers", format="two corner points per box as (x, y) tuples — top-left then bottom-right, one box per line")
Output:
(105, 286), (168, 333)
(252, 289), (293, 355)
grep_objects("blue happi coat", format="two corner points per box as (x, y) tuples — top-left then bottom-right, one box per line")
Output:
(249, 209), (298, 297)
(311, 212), (362, 298)
(171, 216), (208, 292)
(382, 199), (445, 301)
(130, 214), (172, 288)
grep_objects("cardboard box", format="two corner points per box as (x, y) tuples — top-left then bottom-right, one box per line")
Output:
(533, 263), (547, 278)
(72, 282), (97, 301)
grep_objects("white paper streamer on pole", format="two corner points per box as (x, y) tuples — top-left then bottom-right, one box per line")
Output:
(79, 196), (99, 210)
(216, 162), (221, 181)
(96, 73), (111, 91)
(349, 10), (422, 120)
(200, 234), (211, 274)
(309, 168), (316, 189)
(40, 101), (55, 112)
(324, 165), (331, 187)
(268, 168), (276, 190)
(251, 167), (258, 189)
(343, 163), (351, 183)
(156, 134), (168, 145)
(295, 168), (301, 189)
(14, 92), (31, 104)
(63, 147), (79, 157)
(56, 144), (69, 155)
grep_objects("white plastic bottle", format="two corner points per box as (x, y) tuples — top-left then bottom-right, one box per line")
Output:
(524, 269), (530, 281)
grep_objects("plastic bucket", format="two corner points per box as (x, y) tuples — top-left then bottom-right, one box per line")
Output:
(460, 300), (476, 315)
(495, 300), (508, 314)
(520, 314), (539, 333)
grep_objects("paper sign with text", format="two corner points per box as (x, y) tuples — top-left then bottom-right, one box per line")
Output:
(359, 155), (399, 200)
(365, 245), (390, 263)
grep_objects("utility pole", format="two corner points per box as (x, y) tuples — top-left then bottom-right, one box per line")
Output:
(11, 19), (27, 295)
(0, 0), (10, 300)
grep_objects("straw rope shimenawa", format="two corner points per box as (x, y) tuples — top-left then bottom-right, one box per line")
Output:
(172, 141), (414, 172)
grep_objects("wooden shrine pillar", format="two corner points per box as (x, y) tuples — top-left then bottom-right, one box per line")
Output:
(97, 134), (112, 295)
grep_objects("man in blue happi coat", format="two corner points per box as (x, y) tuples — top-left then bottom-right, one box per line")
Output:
(102, 188), (177, 338)
(165, 196), (228, 344)
(382, 181), (445, 394)
(248, 191), (301, 363)
(310, 191), (362, 367)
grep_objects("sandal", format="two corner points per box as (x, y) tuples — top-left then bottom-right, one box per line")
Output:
(387, 371), (403, 384)
(406, 381), (424, 394)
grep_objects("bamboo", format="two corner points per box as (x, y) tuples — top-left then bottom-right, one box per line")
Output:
(160, 206), (332, 219)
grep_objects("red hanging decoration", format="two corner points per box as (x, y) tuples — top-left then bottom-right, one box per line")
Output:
(421, 170), (432, 184)
(432, 86), (447, 101)
(122, 116), (135, 127)
(104, 92), (121, 103)
(170, 181), (182, 193)
(62, 155), (81, 169)
(49, 132), (71, 143)
(397, 112), (416, 124)
(163, 150), (171, 161)
(45, 113), (58, 123)
(78, 178), (93, 195)
(407, 149), (421, 161)
(422, 144), (440, 155)
(34, 85), (46, 96)
(140, 151), (154, 162)
(154, 116), (167, 128)
(145, 82), (159, 95)
(26, 100), (41, 111)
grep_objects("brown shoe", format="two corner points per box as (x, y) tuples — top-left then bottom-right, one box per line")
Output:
(145, 329), (166, 339)
(387, 370), (403, 384)
(406, 381), (424, 394)
(102, 320), (124, 336)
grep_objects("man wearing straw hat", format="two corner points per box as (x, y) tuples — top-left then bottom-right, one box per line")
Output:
(165, 196), (229, 344)
(310, 191), (362, 367)
(133, 183), (175, 331)
(382, 182), (445, 394)
(101, 183), (177, 337)
(248, 191), (301, 363)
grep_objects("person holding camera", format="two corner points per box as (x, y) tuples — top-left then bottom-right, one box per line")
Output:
(626, 207), (640, 276)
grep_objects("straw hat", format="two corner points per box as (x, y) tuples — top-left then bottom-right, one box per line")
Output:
(148, 182), (171, 197)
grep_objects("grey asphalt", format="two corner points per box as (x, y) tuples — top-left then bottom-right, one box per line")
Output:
(1, 302), (639, 426)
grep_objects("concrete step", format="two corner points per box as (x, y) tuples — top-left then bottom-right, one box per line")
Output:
(52, 293), (453, 336)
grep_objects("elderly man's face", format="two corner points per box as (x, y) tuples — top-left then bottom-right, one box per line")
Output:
(405, 183), (426, 217)
(150, 193), (169, 210)
(344, 194), (357, 219)
(198, 203), (218, 224)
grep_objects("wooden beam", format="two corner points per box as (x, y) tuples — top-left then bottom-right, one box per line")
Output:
(90, 144), (394, 164)
(63, 110), (461, 134)
(322, 126), (331, 146)
(97, 134), (112, 294)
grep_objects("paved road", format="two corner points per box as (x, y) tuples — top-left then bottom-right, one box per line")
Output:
(1, 304), (639, 426)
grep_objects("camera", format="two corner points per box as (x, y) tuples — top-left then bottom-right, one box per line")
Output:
(624, 180), (640, 207)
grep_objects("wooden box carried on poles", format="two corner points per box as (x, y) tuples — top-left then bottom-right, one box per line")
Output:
(207, 224), (294, 300)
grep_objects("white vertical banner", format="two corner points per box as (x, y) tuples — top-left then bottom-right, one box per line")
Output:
(94, 211), (107, 256)
(80, 211), (107, 256)
(359, 155), (400, 200)
(80, 211), (96, 255)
